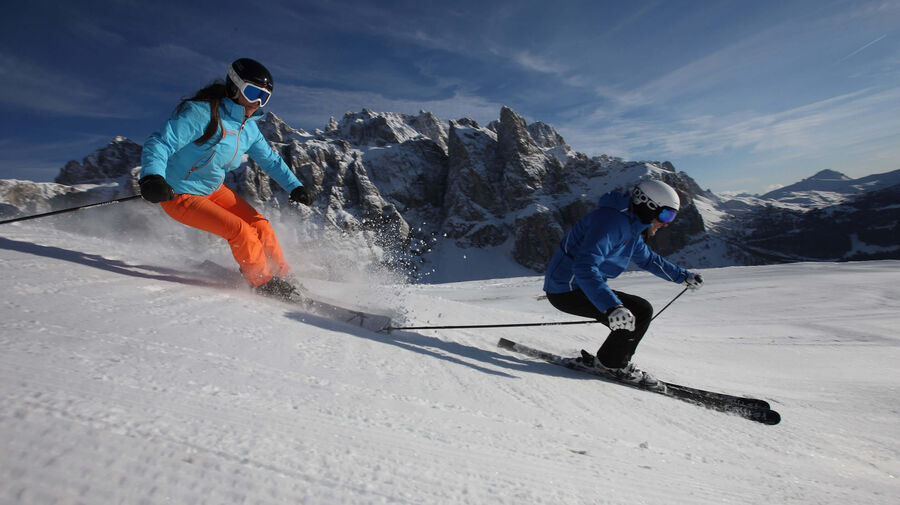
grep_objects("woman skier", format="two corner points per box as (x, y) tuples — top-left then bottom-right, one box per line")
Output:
(139, 58), (313, 299)
(543, 179), (704, 388)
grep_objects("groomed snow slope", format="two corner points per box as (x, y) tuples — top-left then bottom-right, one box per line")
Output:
(1, 222), (898, 505)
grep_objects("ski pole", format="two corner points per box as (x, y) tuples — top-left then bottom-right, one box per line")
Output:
(388, 318), (602, 332)
(390, 286), (690, 332)
(649, 286), (689, 323)
(0, 194), (142, 226)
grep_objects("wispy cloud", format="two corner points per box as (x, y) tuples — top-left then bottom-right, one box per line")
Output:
(838, 34), (887, 62)
(563, 86), (900, 163)
(506, 50), (568, 75)
(66, 16), (126, 45)
(612, 25), (784, 109)
(605, 1), (662, 36)
(551, 2), (900, 189)
(0, 53), (139, 118)
(134, 44), (222, 83)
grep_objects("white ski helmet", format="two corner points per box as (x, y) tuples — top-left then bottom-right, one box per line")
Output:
(632, 179), (680, 224)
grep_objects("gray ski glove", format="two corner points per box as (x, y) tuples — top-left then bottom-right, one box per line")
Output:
(685, 272), (704, 290)
(607, 306), (636, 331)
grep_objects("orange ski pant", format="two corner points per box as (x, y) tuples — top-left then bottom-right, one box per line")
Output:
(160, 185), (290, 287)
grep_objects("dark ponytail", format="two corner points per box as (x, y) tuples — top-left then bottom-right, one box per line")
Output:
(176, 80), (230, 145)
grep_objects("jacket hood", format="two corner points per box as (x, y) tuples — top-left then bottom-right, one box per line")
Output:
(597, 190), (651, 232)
(596, 190), (630, 211)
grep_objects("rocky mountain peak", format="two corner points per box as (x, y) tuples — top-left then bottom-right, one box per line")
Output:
(527, 121), (566, 149)
(258, 112), (307, 143)
(335, 109), (423, 146)
(497, 106), (544, 159)
(409, 110), (449, 153)
(761, 168), (858, 200)
(55, 137), (142, 185)
(807, 169), (851, 181)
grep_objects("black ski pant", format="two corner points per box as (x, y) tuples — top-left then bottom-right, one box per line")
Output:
(546, 289), (653, 368)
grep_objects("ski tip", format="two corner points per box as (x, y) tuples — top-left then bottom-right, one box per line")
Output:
(336, 312), (393, 333)
(757, 409), (781, 425)
(734, 398), (771, 411)
(363, 317), (394, 333)
(497, 338), (516, 349)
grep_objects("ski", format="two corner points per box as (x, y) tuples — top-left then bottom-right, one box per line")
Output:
(272, 284), (393, 333)
(296, 295), (393, 333)
(196, 261), (393, 332)
(664, 383), (770, 410)
(497, 338), (780, 425)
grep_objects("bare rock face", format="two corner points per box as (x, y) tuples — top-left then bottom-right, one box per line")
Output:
(442, 119), (501, 241)
(409, 110), (449, 154)
(512, 204), (565, 271)
(495, 106), (562, 207)
(55, 137), (142, 185)
(528, 121), (566, 149)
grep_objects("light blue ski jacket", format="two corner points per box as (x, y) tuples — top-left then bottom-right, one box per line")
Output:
(141, 98), (302, 196)
(543, 191), (689, 312)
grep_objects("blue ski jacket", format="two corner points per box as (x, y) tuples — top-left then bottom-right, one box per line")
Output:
(543, 191), (689, 313)
(140, 98), (302, 196)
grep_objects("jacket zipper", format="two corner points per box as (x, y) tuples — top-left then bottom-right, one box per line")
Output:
(184, 118), (245, 180)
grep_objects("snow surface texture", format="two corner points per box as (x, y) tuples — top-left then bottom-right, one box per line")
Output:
(1, 218), (898, 505)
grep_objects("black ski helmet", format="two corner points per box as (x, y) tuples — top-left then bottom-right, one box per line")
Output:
(631, 179), (680, 225)
(226, 58), (274, 102)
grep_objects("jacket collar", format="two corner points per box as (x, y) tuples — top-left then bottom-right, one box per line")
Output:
(598, 191), (652, 234)
(222, 98), (264, 122)
(629, 210), (652, 234)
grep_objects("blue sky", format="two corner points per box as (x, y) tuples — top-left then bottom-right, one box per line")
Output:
(2, 0), (899, 194)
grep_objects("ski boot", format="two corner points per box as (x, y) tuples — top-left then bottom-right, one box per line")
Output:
(255, 276), (307, 303)
(576, 350), (663, 391)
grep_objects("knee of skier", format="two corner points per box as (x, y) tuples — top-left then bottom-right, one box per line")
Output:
(629, 297), (654, 322)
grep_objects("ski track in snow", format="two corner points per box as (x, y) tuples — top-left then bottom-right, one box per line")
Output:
(1, 224), (898, 505)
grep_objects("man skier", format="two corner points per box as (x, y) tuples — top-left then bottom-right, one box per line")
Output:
(543, 179), (703, 388)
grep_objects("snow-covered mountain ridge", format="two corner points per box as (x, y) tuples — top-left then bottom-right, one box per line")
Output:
(1, 106), (898, 278)
(761, 168), (900, 204)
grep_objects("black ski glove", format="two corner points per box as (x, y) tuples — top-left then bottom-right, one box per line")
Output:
(138, 175), (175, 203)
(289, 185), (314, 206)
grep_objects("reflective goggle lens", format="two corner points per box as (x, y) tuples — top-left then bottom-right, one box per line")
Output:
(241, 83), (271, 106)
(657, 207), (678, 224)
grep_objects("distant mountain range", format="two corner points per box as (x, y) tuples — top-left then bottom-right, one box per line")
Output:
(762, 168), (900, 201)
(1, 107), (898, 279)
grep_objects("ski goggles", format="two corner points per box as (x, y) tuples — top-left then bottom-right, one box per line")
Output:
(634, 187), (678, 223)
(656, 206), (678, 224)
(228, 66), (272, 107)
